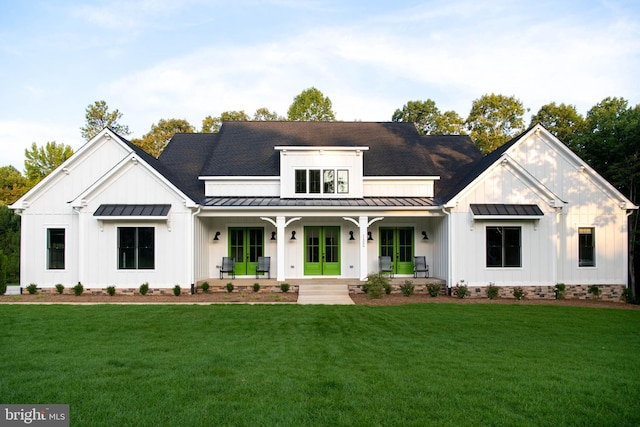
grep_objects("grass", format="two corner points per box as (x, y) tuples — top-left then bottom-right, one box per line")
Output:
(0, 304), (639, 426)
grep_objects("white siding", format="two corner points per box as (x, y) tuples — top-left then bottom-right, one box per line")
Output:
(364, 178), (436, 197)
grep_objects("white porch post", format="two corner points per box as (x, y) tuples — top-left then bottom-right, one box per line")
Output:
(359, 216), (368, 281)
(276, 216), (286, 281)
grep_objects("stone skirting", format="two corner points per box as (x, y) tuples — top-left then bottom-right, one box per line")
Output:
(461, 284), (627, 301)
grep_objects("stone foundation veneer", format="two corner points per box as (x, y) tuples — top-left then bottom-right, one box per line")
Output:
(464, 284), (627, 301)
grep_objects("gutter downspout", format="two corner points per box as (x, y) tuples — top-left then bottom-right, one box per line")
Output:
(442, 206), (452, 294)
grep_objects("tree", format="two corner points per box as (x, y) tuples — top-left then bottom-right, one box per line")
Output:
(201, 111), (250, 133)
(529, 102), (584, 150)
(287, 87), (336, 121)
(0, 205), (20, 283)
(0, 165), (29, 205)
(465, 94), (526, 154)
(392, 99), (465, 135)
(253, 107), (283, 121)
(80, 100), (131, 141)
(24, 141), (74, 184)
(132, 118), (195, 157)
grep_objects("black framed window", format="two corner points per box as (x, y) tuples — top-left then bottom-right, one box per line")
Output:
(295, 169), (348, 195)
(47, 228), (65, 270)
(486, 226), (521, 268)
(309, 170), (321, 193)
(295, 169), (307, 193)
(118, 227), (154, 269)
(579, 227), (595, 267)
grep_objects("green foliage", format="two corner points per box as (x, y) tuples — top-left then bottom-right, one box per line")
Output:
(24, 141), (74, 184)
(427, 283), (441, 297)
(280, 283), (290, 293)
(173, 285), (181, 296)
(529, 102), (584, 149)
(80, 100), (131, 141)
(465, 93), (526, 154)
(0, 206), (20, 283)
(226, 282), (234, 293)
(392, 99), (465, 135)
(588, 285), (602, 299)
(26, 283), (38, 294)
(0, 249), (7, 294)
(253, 283), (260, 293)
(200, 281), (210, 293)
(486, 283), (499, 299)
(73, 282), (83, 296)
(0, 165), (30, 205)
(253, 107), (283, 121)
(287, 87), (336, 121)
(454, 285), (468, 299)
(365, 273), (389, 299)
(131, 118), (195, 157)
(554, 283), (566, 300)
(621, 287), (634, 303)
(513, 287), (527, 300)
(201, 110), (250, 133)
(400, 280), (415, 297)
(139, 282), (149, 296)
(106, 286), (116, 296)
(55, 283), (64, 294)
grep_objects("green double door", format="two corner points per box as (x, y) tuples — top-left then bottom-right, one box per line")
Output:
(304, 226), (340, 275)
(380, 227), (414, 275)
(229, 227), (264, 276)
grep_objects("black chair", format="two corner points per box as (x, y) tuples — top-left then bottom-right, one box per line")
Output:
(256, 256), (271, 279)
(220, 257), (235, 279)
(414, 256), (430, 278)
(379, 256), (393, 278)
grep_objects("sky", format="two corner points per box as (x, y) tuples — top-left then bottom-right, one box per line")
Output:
(1, 0), (639, 171)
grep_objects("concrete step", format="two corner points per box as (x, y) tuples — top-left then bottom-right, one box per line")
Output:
(4, 286), (20, 295)
(298, 284), (354, 305)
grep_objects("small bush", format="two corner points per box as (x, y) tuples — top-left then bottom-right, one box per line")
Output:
(400, 280), (415, 297)
(280, 283), (290, 293)
(139, 282), (149, 295)
(554, 283), (566, 300)
(513, 286), (526, 300)
(253, 283), (261, 293)
(588, 285), (601, 299)
(106, 286), (116, 296)
(487, 283), (499, 299)
(365, 273), (389, 299)
(200, 281), (210, 293)
(55, 284), (65, 295)
(26, 283), (38, 295)
(226, 282), (234, 293)
(427, 283), (440, 297)
(454, 285), (468, 299)
(73, 282), (84, 296)
(621, 287), (634, 303)
(383, 282), (392, 295)
(173, 285), (181, 296)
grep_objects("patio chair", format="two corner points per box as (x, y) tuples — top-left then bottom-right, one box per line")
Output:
(256, 256), (271, 279)
(379, 256), (394, 278)
(220, 257), (235, 279)
(413, 256), (430, 278)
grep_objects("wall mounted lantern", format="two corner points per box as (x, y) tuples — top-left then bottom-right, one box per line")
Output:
(271, 231), (277, 241)
(367, 231), (373, 241)
(422, 231), (429, 240)
(290, 230), (296, 240)
(213, 231), (220, 241)
(349, 231), (355, 241)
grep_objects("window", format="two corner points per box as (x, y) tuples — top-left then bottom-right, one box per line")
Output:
(323, 170), (334, 193)
(118, 227), (154, 269)
(295, 170), (307, 194)
(309, 170), (321, 193)
(47, 228), (65, 270)
(337, 170), (348, 193)
(579, 227), (595, 267)
(486, 226), (521, 268)
(294, 169), (349, 195)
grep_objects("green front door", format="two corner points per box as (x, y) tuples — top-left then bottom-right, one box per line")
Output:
(304, 226), (340, 275)
(380, 227), (414, 275)
(229, 227), (264, 276)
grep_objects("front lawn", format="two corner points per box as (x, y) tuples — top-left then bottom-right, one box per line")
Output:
(1, 304), (639, 426)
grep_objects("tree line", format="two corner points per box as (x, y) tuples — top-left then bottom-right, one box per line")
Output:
(0, 88), (638, 297)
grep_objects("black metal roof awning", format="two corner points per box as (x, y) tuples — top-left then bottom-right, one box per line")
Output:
(470, 204), (544, 218)
(200, 197), (440, 208)
(94, 204), (171, 218)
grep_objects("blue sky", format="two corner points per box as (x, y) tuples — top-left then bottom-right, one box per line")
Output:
(1, 0), (639, 171)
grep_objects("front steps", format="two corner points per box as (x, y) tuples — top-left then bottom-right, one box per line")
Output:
(297, 284), (354, 305)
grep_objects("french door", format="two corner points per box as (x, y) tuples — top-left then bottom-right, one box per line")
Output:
(229, 227), (264, 276)
(304, 226), (340, 275)
(379, 227), (414, 275)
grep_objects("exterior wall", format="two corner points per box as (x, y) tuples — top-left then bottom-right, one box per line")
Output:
(364, 178), (435, 197)
(204, 178), (280, 197)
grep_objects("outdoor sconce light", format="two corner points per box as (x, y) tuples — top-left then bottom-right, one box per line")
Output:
(271, 231), (277, 241)
(422, 231), (429, 240)
(367, 231), (373, 241)
(349, 231), (355, 241)
(290, 230), (296, 240)
(213, 231), (220, 241)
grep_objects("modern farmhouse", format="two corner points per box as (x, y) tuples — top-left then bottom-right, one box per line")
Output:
(9, 122), (636, 297)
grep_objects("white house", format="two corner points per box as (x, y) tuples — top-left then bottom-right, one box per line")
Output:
(9, 122), (636, 298)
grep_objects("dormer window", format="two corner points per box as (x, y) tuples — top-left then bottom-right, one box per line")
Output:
(295, 169), (348, 195)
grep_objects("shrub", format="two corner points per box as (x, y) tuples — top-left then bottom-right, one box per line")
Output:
(173, 285), (181, 296)
(454, 285), (468, 299)
(139, 282), (149, 295)
(588, 285), (601, 299)
(621, 287), (634, 303)
(427, 283), (440, 297)
(400, 280), (415, 297)
(73, 282), (84, 296)
(26, 283), (38, 295)
(486, 283), (499, 300)
(55, 284), (65, 295)
(253, 283), (261, 293)
(200, 281), (210, 293)
(0, 250), (7, 295)
(383, 282), (392, 295)
(513, 286), (526, 300)
(280, 283), (290, 293)
(554, 283), (566, 300)
(106, 286), (116, 296)
(365, 273), (389, 299)
(226, 282), (234, 293)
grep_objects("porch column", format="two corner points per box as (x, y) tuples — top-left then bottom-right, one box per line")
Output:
(276, 216), (286, 282)
(359, 216), (368, 281)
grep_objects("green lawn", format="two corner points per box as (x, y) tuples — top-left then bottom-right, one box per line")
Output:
(1, 304), (639, 426)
